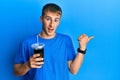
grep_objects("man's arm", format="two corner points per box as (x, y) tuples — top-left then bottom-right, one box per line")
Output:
(68, 52), (84, 75)
(14, 54), (44, 76)
(68, 34), (94, 75)
(14, 62), (30, 76)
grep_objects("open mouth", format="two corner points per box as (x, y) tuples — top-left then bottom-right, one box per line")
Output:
(48, 28), (54, 33)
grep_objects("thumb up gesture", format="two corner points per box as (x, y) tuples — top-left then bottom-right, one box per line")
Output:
(78, 34), (94, 50)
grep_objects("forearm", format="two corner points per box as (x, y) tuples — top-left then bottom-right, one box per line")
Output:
(14, 61), (30, 76)
(70, 52), (84, 74)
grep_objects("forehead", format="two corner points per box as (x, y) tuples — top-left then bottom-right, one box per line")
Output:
(43, 11), (61, 18)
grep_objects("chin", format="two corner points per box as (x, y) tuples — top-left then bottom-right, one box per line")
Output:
(47, 32), (55, 36)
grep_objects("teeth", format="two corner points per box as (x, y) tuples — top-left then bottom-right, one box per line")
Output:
(48, 28), (54, 32)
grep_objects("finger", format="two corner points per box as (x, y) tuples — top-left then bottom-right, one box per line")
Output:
(78, 34), (88, 41)
(31, 61), (43, 65)
(35, 58), (44, 62)
(78, 34), (85, 41)
(30, 61), (44, 68)
(82, 34), (86, 36)
(88, 36), (94, 41)
(37, 65), (42, 68)
(31, 65), (42, 68)
(30, 61), (36, 67)
(33, 54), (40, 58)
(36, 62), (44, 65)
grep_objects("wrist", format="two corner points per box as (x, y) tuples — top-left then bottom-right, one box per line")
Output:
(25, 61), (31, 69)
(80, 47), (86, 51)
(77, 48), (87, 54)
(79, 45), (86, 50)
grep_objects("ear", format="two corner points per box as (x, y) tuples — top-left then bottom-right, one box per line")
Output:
(40, 16), (43, 23)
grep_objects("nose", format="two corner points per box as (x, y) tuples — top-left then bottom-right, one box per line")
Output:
(50, 20), (54, 28)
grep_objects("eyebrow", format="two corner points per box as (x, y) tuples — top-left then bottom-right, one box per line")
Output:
(45, 16), (60, 20)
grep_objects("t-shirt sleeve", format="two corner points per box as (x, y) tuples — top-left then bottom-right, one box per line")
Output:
(66, 36), (76, 61)
(14, 40), (28, 64)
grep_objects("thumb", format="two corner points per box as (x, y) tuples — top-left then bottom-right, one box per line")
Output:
(88, 36), (94, 42)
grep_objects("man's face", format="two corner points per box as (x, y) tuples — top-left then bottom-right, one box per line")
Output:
(40, 11), (61, 37)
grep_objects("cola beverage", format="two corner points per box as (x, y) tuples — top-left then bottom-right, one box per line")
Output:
(31, 43), (45, 61)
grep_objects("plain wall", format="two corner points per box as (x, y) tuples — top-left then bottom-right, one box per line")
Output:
(0, 0), (120, 80)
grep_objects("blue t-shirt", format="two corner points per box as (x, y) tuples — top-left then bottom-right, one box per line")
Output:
(15, 33), (76, 80)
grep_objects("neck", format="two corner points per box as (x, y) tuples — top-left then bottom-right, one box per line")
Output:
(39, 32), (56, 39)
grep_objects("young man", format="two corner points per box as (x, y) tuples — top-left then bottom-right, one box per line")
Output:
(14, 3), (93, 80)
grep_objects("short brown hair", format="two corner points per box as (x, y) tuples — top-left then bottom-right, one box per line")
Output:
(42, 3), (62, 16)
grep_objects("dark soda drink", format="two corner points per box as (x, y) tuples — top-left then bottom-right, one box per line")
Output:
(31, 43), (45, 62)
(34, 48), (44, 58)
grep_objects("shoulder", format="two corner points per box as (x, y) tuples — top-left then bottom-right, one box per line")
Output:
(56, 33), (72, 40)
(21, 34), (37, 45)
(57, 33), (71, 39)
